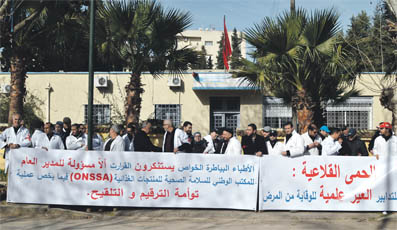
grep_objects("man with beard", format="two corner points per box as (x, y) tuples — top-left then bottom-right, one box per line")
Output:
(220, 128), (241, 155)
(281, 122), (304, 157)
(241, 124), (267, 156)
(302, 124), (322, 156)
(373, 122), (397, 159)
(345, 128), (368, 156)
(66, 124), (85, 150)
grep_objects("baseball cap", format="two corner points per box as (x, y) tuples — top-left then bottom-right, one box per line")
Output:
(379, 122), (392, 129)
(348, 128), (357, 136)
(319, 125), (330, 133)
(262, 126), (271, 132)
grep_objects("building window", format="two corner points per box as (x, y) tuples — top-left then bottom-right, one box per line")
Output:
(205, 41), (213, 46)
(84, 104), (111, 125)
(210, 97), (240, 134)
(155, 104), (181, 127)
(325, 97), (372, 129)
(263, 97), (292, 129)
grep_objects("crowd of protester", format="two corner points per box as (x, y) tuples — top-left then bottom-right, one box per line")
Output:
(0, 113), (396, 172)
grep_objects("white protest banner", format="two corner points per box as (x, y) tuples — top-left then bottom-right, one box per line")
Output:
(259, 155), (397, 211)
(7, 148), (259, 210)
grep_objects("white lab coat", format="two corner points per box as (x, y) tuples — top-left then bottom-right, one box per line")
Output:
(0, 126), (31, 172)
(81, 133), (103, 150)
(203, 135), (215, 154)
(162, 128), (189, 152)
(66, 134), (85, 150)
(224, 137), (242, 155)
(103, 135), (125, 152)
(31, 130), (65, 150)
(284, 130), (305, 157)
(373, 135), (397, 158)
(321, 136), (342, 156)
(301, 132), (322, 156)
(122, 134), (134, 151)
(266, 141), (285, 156)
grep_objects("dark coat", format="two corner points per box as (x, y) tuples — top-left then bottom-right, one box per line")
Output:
(133, 130), (162, 152)
(241, 134), (267, 155)
(191, 139), (208, 153)
(368, 130), (380, 152)
(345, 137), (369, 156)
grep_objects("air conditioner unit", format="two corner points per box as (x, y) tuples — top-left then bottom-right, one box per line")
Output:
(1, 84), (10, 94)
(94, 76), (108, 88)
(168, 77), (181, 87)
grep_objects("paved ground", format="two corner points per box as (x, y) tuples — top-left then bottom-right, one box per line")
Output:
(0, 204), (396, 230)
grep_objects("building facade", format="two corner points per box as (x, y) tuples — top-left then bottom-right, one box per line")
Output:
(177, 29), (247, 68)
(0, 72), (392, 136)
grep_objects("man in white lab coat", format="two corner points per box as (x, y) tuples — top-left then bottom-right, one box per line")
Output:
(321, 128), (343, 156)
(122, 123), (135, 152)
(302, 124), (322, 156)
(0, 113), (31, 172)
(32, 121), (64, 150)
(203, 129), (218, 154)
(220, 128), (242, 155)
(66, 124), (85, 150)
(103, 124), (125, 152)
(373, 122), (397, 159)
(281, 122), (304, 157)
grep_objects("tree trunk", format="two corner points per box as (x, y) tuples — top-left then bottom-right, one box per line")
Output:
(380, 87), (397, 133)
(8, 55), (26, 125)
(125, 73), (144, 125)
(292, 89), (315, 134)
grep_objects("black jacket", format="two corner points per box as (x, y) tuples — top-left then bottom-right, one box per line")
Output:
(368, 130), (380, 152)
(133, 130), (162, 152)
(241, 134), (267, 155)
(345, 137), (369, 156)
(191, 140), (208, 153)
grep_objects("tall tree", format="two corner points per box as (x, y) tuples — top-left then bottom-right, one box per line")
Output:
(96, 0), (197, 124)
(0, 0), (83, 124)
(231, 28), (242, 69)
(216, 32), (225, 69)
(234, 9), (358, 133)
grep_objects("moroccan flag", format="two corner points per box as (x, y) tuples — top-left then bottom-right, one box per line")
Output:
(223, 16), (232, 70)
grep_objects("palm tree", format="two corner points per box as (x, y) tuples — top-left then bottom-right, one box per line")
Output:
(234, 9), (357, 133)
(0, 0), (84, 124)
(96, 0), (197, 125)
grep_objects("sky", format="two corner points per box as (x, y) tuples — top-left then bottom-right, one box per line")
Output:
(160, 0), (380, 32)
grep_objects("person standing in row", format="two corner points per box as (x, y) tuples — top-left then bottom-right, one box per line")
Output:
(32, 121), (64, 150)
(373, 122), (397, 159)
(319, 125), (330, 140)
(220, 128), (241, 155)
(302, 124), (322, 156)
(0, 113), (31, 173)
(281, 122), (304, 157)
(66, 124), (85, 150)
(321, 128), (343, 156)
(266, 130), (285, 156)
(203, 129), (218, 154)
(191, 132), (208, 153)
(241, 124), (267, 156)
(123, 123), (135, 152)
(134, 121), (162, 152)
(345, 128), (368, 156)
(103, 125), (125, 151)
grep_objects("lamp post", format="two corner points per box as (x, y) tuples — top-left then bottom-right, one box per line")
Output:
(87, 0), (96, 150)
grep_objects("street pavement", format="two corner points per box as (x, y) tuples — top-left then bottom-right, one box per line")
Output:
(0, 204), (396, 230)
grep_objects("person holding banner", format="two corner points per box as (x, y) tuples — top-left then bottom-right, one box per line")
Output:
(0, 113), (31, 173)
(321, 128), (343, 156)
(241, 123), (267, 156)
(281, 122), (304, 157)
(373, 122), (397, 159)
(203, 129), (218, 154)
(220, 128), (242, 155)
(162, 120), (191, 153)
(103, 124), (125, 152)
